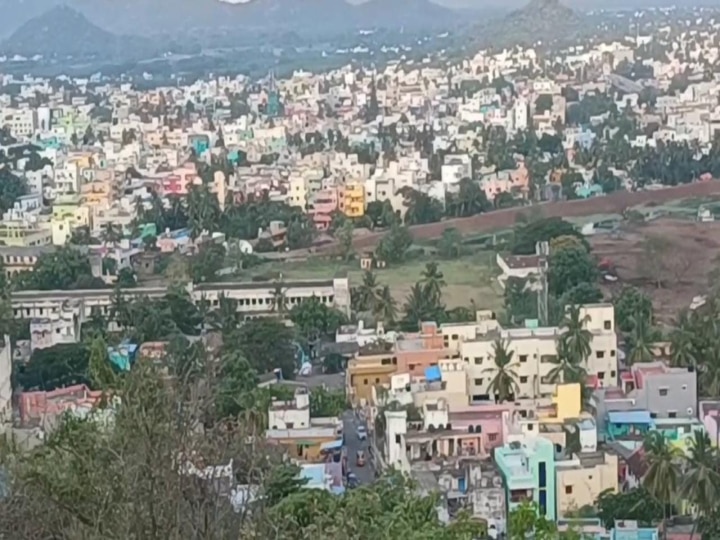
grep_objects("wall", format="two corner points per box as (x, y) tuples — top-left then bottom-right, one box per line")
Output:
(556, 453), (618, 516)
(0, 337), (11, 429)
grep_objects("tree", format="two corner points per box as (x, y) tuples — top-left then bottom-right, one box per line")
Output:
(88, 336), (115, 389)
(374, 285), (398, 326)
(641, 236), (671, 288)
(401, 283), (445, 331)
(504, 277), (537, 325)
(508, 502), (559, 540)
(14, 247), (99, 291)
(322, 353), (346, 374)
(420, 262), (446, 302)
(336, 219), (355, 260)
(643, 431), (682, 540)
(681, 431), (720, 540)
(547, 336), (586, 384)
(627, 311), (654, 365)
(596, 487), (663, 529)
(613, 286), (653, 334)
(16, 343), (91, 391)
(512, 218), (587, 255)
(437, 228), (463, 259)
(376, 223), (412, 265)
(548, 244), (598, 297)
(560, 305), (592, 365)
(0, 169), (28, 213)
(484, 339), (519, 403)
(669, 310), (698, 368)
(309, 387), (346, 417)
(189, 242), (225, 283)
(355, 271), (380, 313)
(101, 222), (123, 246)
(289, 296), (347, 340)
(234, 318), (296, 379)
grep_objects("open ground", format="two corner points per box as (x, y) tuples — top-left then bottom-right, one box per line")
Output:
(590, 217), (720, 324)
(249, 251), (504, 311)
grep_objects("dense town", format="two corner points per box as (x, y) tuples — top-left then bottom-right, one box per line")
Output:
(3, 4), (720, 539)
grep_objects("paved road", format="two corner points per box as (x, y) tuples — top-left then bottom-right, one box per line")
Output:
(342, 410), (375, 485)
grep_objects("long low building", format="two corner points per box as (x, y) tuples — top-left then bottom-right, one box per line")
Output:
(11, 277), (351, 321)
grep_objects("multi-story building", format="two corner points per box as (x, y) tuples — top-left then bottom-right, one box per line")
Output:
(592, 361), (698, 442)
(495, 437), (557, 521)
(338, 183), (365, 217)
(442, 304), (617, 402)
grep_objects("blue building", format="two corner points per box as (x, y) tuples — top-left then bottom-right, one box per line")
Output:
(495, 437), (557, 521)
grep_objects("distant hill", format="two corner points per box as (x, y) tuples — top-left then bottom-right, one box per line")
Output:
(1, 5), (153, 59)
(0, 0), (462, 40)
(476, 0), (587, 49)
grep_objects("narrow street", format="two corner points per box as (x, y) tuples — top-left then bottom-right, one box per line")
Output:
(342, 410), (375, 485)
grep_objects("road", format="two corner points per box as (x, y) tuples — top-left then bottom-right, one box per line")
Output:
(342, 410), (375, 485)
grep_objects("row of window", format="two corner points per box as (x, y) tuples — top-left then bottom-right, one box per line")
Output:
(466, 350), (616, 365)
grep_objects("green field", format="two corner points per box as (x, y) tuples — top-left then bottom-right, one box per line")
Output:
(247, 251), (504, 311)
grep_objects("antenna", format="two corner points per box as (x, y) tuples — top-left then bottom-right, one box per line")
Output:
(536, 241), (549, 325)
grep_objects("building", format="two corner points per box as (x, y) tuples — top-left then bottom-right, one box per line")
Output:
(266, 387), (342, 462)
(495, 437), (557, 522)
(592, 361), (697, 442)
(495, 253), (546, 289)
(338, 183), (365, 217)
(556, 451), (618, 516)
(11, 277), (352, 323)
(18, 384), (104, 428)
(0, 337), (11, 429)
(449, 304), (618, 402)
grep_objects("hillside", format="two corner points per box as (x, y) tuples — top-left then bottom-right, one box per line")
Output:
(477, 0), (586, 49)
(0, 0), (462, 39)
(1, 5), (153, 59)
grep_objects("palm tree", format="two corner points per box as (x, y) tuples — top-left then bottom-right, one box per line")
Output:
(547, 336), (587, 384)
(101, 222), (122, 247)
(484, 339), (520, 403)
(628, 311), (654, 365)
(269, 281), (288, 314)
(356, 271), (380, 313)
(643, 431), (682, 540)
(682, 431), (720, 540)
(560, 305), (592, 364)
(669, 310), (699, 368)
(699, 342), (720, 398)
(420, 262), (446, 301)
(374, 285), (397, 325)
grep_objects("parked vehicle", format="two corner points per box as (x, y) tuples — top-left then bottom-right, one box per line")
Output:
(356, 425), (367, 441)
(347, 472), (359, 489)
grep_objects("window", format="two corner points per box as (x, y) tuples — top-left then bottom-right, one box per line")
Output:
(668, 411), (677, 418)
(659, 388), (668, 397)
(610, 370), (616, 378)
(538, 462), (547, 488)
(519, 355), (528, 363)
(650, 413), (657, 419)
(565, 486), (573, 494)
(598, 372), (605, 380)
(286, 422), (294, 429)
(381, 358), (392, 365)
(488, 433), (498, 442)
(527, 423), (534, 431)
(375, 378), (380, 384)
(474, 378), (483, 386)
(520, 376), (528, 383)
(596, 350), (605, 359)
(363, 378), (368, 385)
(610, 350), (616, 357)
(451, 334), (458, 340)
(604, 320), (612, 330)
(474, 357), (483, 365)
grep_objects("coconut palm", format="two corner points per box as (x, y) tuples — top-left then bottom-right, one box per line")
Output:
(355, 271), (380, 313)
(101, 222), (123, 247)
(699, 342), (720, 398)
(643, 431), (682, 540)
(560, 304), (592, 363)
(374, 285), (398, 325)
(547, 336), (587, 384)
(627, 311), (654, 365)
(484, 339), (520, 403)
(420, 262), (446, 301)
(682, 431), (720, 540)
(269, 281), (288, 314)
(669, 310), (699, 368)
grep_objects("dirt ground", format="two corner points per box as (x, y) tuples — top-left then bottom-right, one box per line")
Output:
(590, 218), (720, 323)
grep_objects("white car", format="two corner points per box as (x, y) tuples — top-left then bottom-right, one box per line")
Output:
(356, 425), (367, 441)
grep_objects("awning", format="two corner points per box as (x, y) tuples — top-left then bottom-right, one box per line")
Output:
(320, 439), (344, 452)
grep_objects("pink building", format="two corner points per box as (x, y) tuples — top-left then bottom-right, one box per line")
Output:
(19, 384), (104, 426)
(308, 188), (339, 230)
(481, 164), (530, 201)
(396, 322), (456, 380)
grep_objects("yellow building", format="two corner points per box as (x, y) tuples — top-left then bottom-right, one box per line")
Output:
(339, 183), (365, 217)
(347, 353), (397, 405)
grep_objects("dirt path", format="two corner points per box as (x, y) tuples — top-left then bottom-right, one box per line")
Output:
(346, 181), (720, 250)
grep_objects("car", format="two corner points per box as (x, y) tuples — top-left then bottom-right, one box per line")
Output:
(356, 450), (366, 467)
(356, 425), (367, 441)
